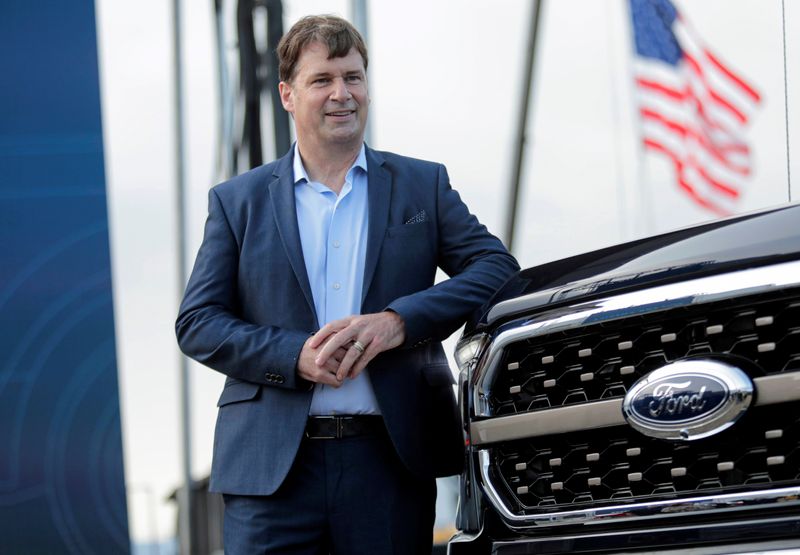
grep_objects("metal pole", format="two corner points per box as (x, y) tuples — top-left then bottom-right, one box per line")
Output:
(213, 0), (235, 180)
(172, 0), (193, 552)
(505, 0), (543, 253)
(350, 0), (372, 145)
(781, 0), (792, 201)
(266, 0), (290, 157)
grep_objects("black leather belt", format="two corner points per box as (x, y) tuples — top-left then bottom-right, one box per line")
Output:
(305, 415), (386, 439)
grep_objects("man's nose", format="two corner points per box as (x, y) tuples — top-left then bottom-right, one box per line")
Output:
(330, 78), (352, 101)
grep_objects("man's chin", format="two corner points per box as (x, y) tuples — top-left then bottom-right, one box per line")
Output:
(323, 129), (365, 147)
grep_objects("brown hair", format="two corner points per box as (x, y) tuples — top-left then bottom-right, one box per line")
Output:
(277, 15), (368, 83)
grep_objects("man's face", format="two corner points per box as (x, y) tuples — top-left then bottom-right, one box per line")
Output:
(279, 42), (369, 150)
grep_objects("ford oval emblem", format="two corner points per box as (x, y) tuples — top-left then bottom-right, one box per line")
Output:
(622, 359), (753, 441)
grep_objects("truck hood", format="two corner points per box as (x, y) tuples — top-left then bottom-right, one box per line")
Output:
(470, 202), (800, 332)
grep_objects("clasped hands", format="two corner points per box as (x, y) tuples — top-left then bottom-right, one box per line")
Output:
(297, 311), (405, 387)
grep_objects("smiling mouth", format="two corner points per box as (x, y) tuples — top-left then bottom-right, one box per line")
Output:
(326, 110), (355, 117)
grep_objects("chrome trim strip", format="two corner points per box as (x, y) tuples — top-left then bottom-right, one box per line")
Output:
(477, 449), (800, 529)
(470, 399), (622, 445)
(470, 372), (800, 446)
(489, 518), (800, 553)
(756, 373), (800, 405)
(473, 261), (800, 417)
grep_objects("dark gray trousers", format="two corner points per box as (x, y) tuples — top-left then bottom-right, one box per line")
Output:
(223, 432), (436, 554)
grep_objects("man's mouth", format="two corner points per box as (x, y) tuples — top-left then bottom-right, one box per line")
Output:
(326, 110), (355, 117)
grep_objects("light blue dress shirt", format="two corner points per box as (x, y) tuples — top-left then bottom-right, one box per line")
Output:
(293, 144), (381, 415)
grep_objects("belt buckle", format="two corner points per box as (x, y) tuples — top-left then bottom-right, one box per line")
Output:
(306, 415), (341, 439)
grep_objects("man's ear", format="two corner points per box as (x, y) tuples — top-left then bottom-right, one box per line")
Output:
(278, 81), (294, 113)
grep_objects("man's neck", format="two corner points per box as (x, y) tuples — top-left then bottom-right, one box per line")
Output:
(297, 141), (362, 195)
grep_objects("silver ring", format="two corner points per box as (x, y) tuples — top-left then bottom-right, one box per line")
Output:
(352, 340), (366, 354)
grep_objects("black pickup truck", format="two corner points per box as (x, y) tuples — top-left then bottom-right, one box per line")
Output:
(450, 203), (800, 554)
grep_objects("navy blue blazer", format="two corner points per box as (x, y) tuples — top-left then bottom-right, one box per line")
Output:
(176, 146), (519, 495)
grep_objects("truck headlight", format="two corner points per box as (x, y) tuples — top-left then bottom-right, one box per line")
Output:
(454, 333), (489, 376)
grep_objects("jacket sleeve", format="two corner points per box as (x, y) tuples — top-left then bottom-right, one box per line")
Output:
(175, 188), (311, 389)
(386, 164), (520, 346)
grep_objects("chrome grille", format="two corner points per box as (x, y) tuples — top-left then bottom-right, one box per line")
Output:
(487, 403), (800, 515)
(491, 292), (800, 416)
(472, 264), (800, 527)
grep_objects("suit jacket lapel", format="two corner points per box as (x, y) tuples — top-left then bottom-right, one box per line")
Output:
(268, 150), (319, 326)
(362, 147), (391, 308)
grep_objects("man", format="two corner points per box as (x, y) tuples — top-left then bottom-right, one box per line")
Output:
(176, 14), (518, 554)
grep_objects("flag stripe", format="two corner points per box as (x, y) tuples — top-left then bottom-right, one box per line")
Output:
(678, 177), (729, 216)
(639, 108), (750, 175)
(683, 52), (748, 124)
(646, 137), (731, 214)
(642, 119), (748, 191)
(638, 76), (738, 137)
(674, 17), (759, 118)
(694, 160), (739, 198)
(704, 50), (761, 102)
(643, 138), (741, 200)
(636, 77), (684, 101)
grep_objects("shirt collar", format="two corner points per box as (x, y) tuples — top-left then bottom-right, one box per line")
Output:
(292, 143), (368, 186)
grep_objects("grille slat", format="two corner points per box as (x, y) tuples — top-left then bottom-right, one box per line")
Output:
(490, 404), (800, 515)
(492, 292), (800, 416)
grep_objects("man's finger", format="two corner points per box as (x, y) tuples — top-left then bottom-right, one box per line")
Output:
(334, 350), (358, 382)
(332, 346), (348, 364)
(347, 341), (379, 380)
(308, 326), (335, 349)
(309, 317), (351, 348)
(315, 365), (343, 387)
(316, 329), (356, 366)
(297, 363), (341, 388)
(335, 342), (365, 382)
(322, 358), (339, 373)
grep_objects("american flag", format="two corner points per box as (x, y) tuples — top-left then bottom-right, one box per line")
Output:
(630, 0), (762, 216)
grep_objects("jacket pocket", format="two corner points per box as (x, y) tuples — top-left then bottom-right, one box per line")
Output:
(421, 363), (456, 386)
(217, 380), (261, 407)
(386, 221), (429, 238)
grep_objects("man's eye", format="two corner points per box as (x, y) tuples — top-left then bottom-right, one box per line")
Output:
(313, 78), (330, 85)
(346, 75), (362, 83)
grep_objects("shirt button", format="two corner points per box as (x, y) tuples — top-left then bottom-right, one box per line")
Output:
(333, 282), (341, 290)
(332, 240), (341, 248)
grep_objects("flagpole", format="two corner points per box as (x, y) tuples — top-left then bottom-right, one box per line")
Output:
(172, 0), (193, 552)
(606, 0), (632, 242)
(505, 0), (543, 253)
(351, 0), (372, 145)
(781, 0), (792, 201)
(623, 0), (654, 237)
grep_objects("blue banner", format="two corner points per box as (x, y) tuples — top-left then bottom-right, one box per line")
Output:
(0, 0), (130, 553)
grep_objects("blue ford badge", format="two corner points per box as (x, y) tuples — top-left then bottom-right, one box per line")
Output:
(622, 359), (753, 441)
